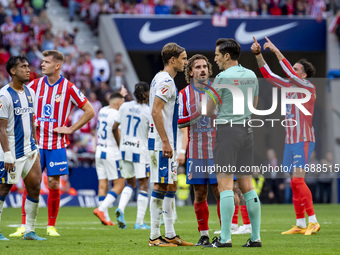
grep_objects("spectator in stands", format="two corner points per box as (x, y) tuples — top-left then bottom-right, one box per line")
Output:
(88, 91), (102, 122)
(62, 53), (76, 82)
(41, 29), (54, 51)
(294, 0), (307, 16)
(170, 0), (181, 14)
(0, 71), (9, 87)
(155, 0), (171, 14)
(110, 67), (126, 90)
(9, 23), (27, 55)
(29, 16), (41, 37)
(258, 2), (269, 16)
(135, 0), (155, 15)
(69, 0), (83, 22)
(11, 7), (23, 23)
(199, 0), (214, 15)
(0, 46), (9, 67)
(177, 2), (192, 15)
(26, 44), (43, 68)
(91, 49), (110, 83)
(281, 0), (294, 15)
(0, 5), (6, 25)
(31, 0), (45, 15)
(22, 6), (35, 25)
(111, 52), (127, 79)
(1, 15), (15, 48)
(38, 9), (52, 31)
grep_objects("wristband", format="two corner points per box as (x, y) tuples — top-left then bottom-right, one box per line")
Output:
(179, 149), (186, 154)
(4, 151), (14, 164)
(254, 52), (261, 55)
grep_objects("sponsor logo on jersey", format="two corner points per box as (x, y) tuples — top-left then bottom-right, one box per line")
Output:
(14, 107), (34, 115)
(44, 104), (52, 117)
(37, 117), (57, 123)
(123, 140), (140, 148)
(161, 88), (168, 94)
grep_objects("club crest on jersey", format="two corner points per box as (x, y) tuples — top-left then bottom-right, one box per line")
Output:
(44, 104), (52, 117)
(55, 94), (62, 103)
(161, 88), (168, 94)
(27, 96), (32, 103)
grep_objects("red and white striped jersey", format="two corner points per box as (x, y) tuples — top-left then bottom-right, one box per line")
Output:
(260, 58), (316, 144)
(27, 76), (88, 150)
(178, 84), (215, 159)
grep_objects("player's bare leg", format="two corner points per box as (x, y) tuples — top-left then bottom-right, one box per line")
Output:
(95, 177), (124, 226)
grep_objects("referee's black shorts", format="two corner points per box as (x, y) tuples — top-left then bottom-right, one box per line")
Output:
(214, 124), (254, 175)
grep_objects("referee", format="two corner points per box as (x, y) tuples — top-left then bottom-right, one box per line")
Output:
(205, 38), (262, 248)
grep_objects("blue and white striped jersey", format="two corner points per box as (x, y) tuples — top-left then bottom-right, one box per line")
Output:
(0, 84), (37, 160)
(148, 72), (178, 151)
(115, 101), (150, 163)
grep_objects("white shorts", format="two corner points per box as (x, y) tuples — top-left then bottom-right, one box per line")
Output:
(120, 160), (150, 179)
(149, 150), (177, 184)
(0, 150), (38, 185)
(95, 153), (121, 181)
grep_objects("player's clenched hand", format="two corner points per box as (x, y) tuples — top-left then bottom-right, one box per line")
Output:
(162, 140), (173, 158)
(54, 126), (74, 134)
(251, 37), (261, 54)
(263, 37), (278, 52)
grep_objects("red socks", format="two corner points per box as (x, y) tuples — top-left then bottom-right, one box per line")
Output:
(241, 205), (250, 225)
(291, 177), (315, 218)
(21, 188), (27, 225)
(194, 200), (209, 232)
(232, 205), (239, 224)
(217, 199), (221, 226)
(47, 188), (60, 226)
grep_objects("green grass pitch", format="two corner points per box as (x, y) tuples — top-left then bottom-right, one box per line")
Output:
(0, 204), (339, 254)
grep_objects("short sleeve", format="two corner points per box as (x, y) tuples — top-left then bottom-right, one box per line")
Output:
(0, 94), (10, 120)
(70, 84), (88, 108)
(154, 79), (173, 103)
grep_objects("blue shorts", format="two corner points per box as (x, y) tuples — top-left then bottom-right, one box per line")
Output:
(40, 148), (69, 176)
(282, 142), (315, 172)
(186, 158), (217, 185)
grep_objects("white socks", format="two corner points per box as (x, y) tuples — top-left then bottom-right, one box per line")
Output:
(118, 186), (133, 212)
(150, 195), (163, 239)
(136, 191), (148, 225)
(163, 196), (176, 239)
(25, 197), (39, 234)
(296, 218), (306, 228)
(99, 191), (117, 212)
(308, 215), (317, 223)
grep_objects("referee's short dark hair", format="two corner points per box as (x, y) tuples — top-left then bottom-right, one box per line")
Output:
(6, 56), (29, 77)
(216, 38), (241, 61)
